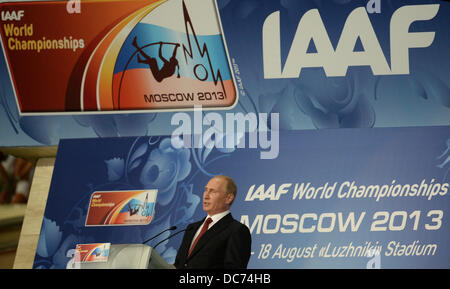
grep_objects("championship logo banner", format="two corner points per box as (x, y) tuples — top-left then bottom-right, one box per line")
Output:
(0, 0), (448, 148)
(75, 243), (110, 263)
(85, 190), (157, 226)
(33, 128), (450, 268)
(0, 0), (236, 113)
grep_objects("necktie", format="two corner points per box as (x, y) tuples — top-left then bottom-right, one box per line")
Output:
(188, 217), (212, 257)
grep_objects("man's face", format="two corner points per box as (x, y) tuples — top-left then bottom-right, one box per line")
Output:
(203, 177), (234, 216)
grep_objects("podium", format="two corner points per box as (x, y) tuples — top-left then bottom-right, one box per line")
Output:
(67, 244), (175, 269)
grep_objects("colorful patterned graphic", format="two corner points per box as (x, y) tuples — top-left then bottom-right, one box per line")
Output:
(85, 190), (157, 226)
(75, 243), (110, 263)
(0, 0), (236, 113)
(110, 0), (237, 111)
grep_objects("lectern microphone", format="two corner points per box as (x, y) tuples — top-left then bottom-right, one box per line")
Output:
(153, 227), (192, 249)
(142, 225), (177, 245)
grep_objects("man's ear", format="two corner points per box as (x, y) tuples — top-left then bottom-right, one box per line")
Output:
(226, 193), (235, 205)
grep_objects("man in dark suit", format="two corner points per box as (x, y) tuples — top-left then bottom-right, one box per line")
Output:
(174, 175), (252, 269)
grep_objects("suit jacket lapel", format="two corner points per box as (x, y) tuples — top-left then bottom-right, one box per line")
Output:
(178, 219), (202, 259)
(187, 213), (233, 259)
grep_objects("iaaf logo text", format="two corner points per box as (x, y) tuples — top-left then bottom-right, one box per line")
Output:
(171, 106), (280, 160)
(263, 4), (439, 78)
(1, 10), (24, 21)
(0, 0), (80, 20)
